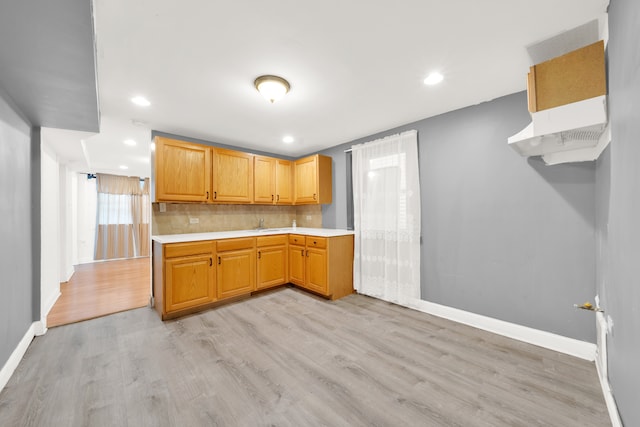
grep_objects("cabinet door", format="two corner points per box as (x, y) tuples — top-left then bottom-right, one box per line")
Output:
(306, 247), (328, 294)
(212, 148), (254, 203)
(275, 159), (293, 204)
(217, 248), (256, 299)
(165, 254), (215, 312)
(155, 137), (211, 202)
(288, 244), (306, 286)
(254, 155), (276, 204)
(294, 155), (318, 204)
(257, 245), (287, 289)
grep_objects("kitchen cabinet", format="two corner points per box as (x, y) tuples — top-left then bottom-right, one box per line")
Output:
(152, 136), (331, 205)
(256, 235), (288, 290)
(275, 159), (293, 204)
(153, 241), (216, 319)
(254, 156), (293, 205)
(288, 234), (306, 286)
(294, 154), (332, 204)
(288, 234), (353, 299)
(212, 148), (254, 203)
(254, 155), (276, 204)
(216, 237), (256, 299)
(154, 136), (211, 202)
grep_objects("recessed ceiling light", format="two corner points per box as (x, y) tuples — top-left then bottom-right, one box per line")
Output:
(123, 139), (137, 146)
(424, 72), (444, 86)
(131, 96), (151, 107)
(283, 136), (294, 143)
(119, 165), (129, 170)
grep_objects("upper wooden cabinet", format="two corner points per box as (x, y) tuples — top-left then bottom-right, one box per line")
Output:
(212, 148), (254, 203)
(154, 137), (211, 203)
(294, 154), (332, 204)
(254, 155), (276, 204)
(254, 156), (293, 205)
(152, 137), (331, 205)
(275, 159), (293, 204)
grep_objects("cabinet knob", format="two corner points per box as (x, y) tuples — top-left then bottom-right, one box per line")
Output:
(313, 193), (317, 200)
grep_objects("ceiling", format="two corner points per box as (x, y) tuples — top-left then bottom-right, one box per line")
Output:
(6, 0), (611, 178)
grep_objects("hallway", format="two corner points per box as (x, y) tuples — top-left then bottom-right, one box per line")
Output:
(47, 257), (150, 327)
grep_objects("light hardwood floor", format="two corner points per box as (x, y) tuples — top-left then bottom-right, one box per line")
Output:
(2, 287), (610, 426)
(46, 257), (151, 327)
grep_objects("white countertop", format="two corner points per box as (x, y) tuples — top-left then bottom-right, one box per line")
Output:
(152, 227), (354, 244)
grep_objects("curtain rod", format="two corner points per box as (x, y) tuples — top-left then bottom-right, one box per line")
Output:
(86, 173), (147, 182)
(344, 148), (352, 153)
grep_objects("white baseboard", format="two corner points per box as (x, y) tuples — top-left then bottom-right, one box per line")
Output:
(405, 298), (597, 361)
(596, 359), (623, 427)
(0, 322), (38, 394)
(42, 290), (61, 319)
(595, 310), (622, 427)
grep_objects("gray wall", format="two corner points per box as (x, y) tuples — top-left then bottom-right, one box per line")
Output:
(0, 87), (39, 369)
(596, 0), (640, 424)
(321, 91), (596, 342)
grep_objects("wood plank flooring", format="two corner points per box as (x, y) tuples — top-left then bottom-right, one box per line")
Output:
(46, 257), (151, 328)
(2, 287), (610, 426)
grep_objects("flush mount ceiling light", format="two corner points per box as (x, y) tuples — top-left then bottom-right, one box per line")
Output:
(123, 139), (137, 146)
(131, 96), (151, 107)
(282, 135), (294, 143)
(254, 75), (290, 103)
(424, 72), (444, 86)
(119, 165), (129, 170)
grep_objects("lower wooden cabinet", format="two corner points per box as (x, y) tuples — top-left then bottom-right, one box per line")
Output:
(216, 238), (256, 299)
(153, 233), (353, 320)
(257, 235), (288, 290)
(288, 234), (354, 300)
(154, 241), (216, 319)
(288, 241), (305, 286)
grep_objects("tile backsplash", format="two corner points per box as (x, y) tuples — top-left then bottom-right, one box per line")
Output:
(152, 203), (322, 235)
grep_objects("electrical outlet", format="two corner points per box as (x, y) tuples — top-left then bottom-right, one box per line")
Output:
(159, 202), (166, 213)
(189, 217), (199, 224)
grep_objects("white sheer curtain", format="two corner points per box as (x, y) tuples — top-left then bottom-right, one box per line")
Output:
(352, 130), (421, 306)
(94, 173), (150, 260)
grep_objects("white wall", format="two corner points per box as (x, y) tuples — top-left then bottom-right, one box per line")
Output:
(58, 165), (75, 282)
(40, 144), (61, 319)
(76, 173), (96, 264)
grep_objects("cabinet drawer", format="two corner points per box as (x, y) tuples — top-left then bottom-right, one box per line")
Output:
(289, 234), (306, 246)
(165, 241), (214, 258)
(257, 234), (287, 247)
(306, 236), (327, 249)
(217, 237), (255, 252)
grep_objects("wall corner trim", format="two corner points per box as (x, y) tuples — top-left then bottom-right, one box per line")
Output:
(405, 298), (597, 360)
(596, 360), (623, 427)
(0, 321), (43, 394)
